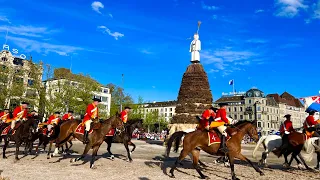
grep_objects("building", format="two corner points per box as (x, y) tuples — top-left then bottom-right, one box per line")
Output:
(0, 50), (43, 110)
(215, 88), (306, 135)
(139, 101), (177, 122)
(42, 78), (111, 115)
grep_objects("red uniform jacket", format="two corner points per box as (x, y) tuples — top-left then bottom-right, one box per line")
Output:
(200, 109), (216, 127)
(83, 103), (98, 123)
(0, 112), (9, 122)
(215, 109), (229, 124)
(279, 120), (294, 135)
(47, 115), (60, 125)
(120, 110), (128, 123)
(62, 114), (74, 121)
(13, 106), (28, 120)
(304, 115), (318, 130)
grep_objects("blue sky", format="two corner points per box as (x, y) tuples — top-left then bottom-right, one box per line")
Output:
(0, 0), (319, 102)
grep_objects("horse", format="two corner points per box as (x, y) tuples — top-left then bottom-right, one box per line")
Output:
(2, 116), (39, 160)
(252, 134), (311, 169)
(104, 118), (143, 162)
(166, 120), (264, 180)
(52, 113), (123, 168)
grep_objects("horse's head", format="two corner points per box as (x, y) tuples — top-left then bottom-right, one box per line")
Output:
(234, 120), (259, 142)
(128, 118), (144, 131)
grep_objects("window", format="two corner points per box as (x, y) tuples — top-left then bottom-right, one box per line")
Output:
(28, 79), (34, 86)
(165, 113), (168, 117)
(169, 113), (173, 117)
(234, 115), (237, 119)
(267, 123), (270, 128)
(262, 107), (265, 111)
(103, 88), (109, 93)
(160, 108), (163, 112)
(228, 108), (231, 112)
(101, 96), (108, 102)
(240, 115), (243, 119)
(1, 57), (7, 61)
(258, 114), (261, 119)
(249, 100), (252, 104)
(258, 122), (262, 128)
(249, 114), (252, 119)
(267, 115), (269, 120)
(170, 108), (173, 111)
(234, 107), (237, 112)
(257, 106), (261, 111)
(262, 100), (264, 104)
(277, 117), (279, 121)
(240, 107), (243, 111)
(13, 58), (24, 66)
(165, 108), (167, 112)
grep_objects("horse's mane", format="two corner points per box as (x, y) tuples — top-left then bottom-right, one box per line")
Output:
(234, 120), (253, 127)
(127, 118), (143, 125)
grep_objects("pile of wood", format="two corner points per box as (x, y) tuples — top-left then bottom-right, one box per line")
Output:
(172, 63), (213, 124)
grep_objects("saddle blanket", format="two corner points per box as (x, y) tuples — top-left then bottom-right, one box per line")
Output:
(75, 124), (93, 135)
(208, 132), (230, 146)
(105, 128), (115, 137)
(1, 126), (15, 136)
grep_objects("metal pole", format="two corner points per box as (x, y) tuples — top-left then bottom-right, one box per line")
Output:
(120, 74), (124, 112)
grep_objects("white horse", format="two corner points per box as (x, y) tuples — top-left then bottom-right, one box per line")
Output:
(252, 134), (320, 169)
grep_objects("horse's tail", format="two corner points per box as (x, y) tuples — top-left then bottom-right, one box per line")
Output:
(252, 135), (267, 159)
(165, 131), (186, 157)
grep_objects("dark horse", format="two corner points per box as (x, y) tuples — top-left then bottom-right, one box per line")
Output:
(53, 113), (123, 168)
(2, 116), (39, 160)
(0, 122), (10, 143)
(166, 120), (264, 180)
(104, 118), (143, 162)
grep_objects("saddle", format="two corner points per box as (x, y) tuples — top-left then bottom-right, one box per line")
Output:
(91, 122), (101, 130)
(13, 121), (22, 130)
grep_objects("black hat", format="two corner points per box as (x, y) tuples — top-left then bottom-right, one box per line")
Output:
(4, 108), (9, 111)
(209, 107), (218, 112)
(309, 110), (317, 115)
(284, 114), (291, 118)
(218, 103), (228, 107)
(92, 98), (101, 102)
(31, 110), (36, 113)
(54, 111), (61, 114)
(68, 110), (74, 113)
(124, 106), (132, 109)
(21, 102), (29, 105)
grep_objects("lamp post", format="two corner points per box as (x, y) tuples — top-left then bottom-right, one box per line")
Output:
(120, 74), (124, 112)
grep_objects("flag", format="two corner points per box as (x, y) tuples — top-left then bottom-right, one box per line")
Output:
(229, 80), (234, 85)
(301, 96), (320, 112)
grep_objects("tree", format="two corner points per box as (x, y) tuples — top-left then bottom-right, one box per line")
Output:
(106, 83), (134, 115)
(129, 96), (144, 119)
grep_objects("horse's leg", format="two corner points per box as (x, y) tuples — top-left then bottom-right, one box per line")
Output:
(106, 137), (114, 159)
(228, 154), (239, 180)
(68, 140), (73, 150)
(235, 153), (264, 176)
(198, 159), (207, 167)
(191, 149), (207, 179)
(72, 144), (91, 162)
(169, 148), (190, 178)
(296, 154), (310, 170)
(124, 141), (133, 162)
(2, 137), (9, 159)
(90, 144), (101, 169)
(47, 141), (53, 159)
(315, 152), (320, 170)
(128, 141), (136, 153)
(15, 141), (22, 160)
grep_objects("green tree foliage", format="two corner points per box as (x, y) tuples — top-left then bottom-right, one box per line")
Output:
(106, 83), (134, 115)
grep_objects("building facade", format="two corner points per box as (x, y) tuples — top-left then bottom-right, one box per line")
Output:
(0, 50), (43, 110)
(215, 88), (306, 135)
(139, 101), (177, 122)
(42, 78), (111, 115)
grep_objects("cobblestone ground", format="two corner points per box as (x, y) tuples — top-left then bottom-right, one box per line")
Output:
(0, 140), (320, 180)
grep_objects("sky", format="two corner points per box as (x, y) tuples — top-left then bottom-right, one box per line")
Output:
(0, 0), (319, 102)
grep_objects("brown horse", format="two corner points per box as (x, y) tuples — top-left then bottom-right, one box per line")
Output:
(2, 116), (39, 160)
(166, 120), (264, 180)
(52, 113), (123, 168)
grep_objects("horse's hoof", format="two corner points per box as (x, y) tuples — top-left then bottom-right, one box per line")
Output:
(282, 163), (290, 168)
(260, 172), (265, 176)
(224, 162), (230, 167)
(129, 159), (133, 163)
(314, 167), (320, 171)
(110, 155), (114, 159)
(297, 164), (304, 170)
(70, 159), (76, 163)
(3, 156), (7, 159)
(90, 165), (97, 169)
(15, 158), (20, 161)
(213, 160), (217, 164)
(200, 175), (209, 179)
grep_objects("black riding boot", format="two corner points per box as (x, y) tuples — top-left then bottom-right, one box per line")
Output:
(8, 128), (12, 135)
(219, 135), (229, 153)
(83, 130), (89, 144)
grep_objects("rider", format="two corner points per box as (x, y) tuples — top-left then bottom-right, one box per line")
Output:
(0, 109), (10, 123)
(214, 103), (232, 153)
(46, 112), (61, 137)
(120, 106), (131, 124)
(197, 107), (217, 131)
(276, 114), (295, 157)
(82, 98), (100, 144)
(62, 110), (74, 121)
(8, 102), (29, 135)
(304, 110), (320, 137)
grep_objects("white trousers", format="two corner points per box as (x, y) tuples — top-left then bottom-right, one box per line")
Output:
(47, 124), (53, 131)
(85, 120), (92, 131)
(11, 120), (20, 129)
(217, 125), (227, 136)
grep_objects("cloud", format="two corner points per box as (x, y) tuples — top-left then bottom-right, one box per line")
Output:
(255, 9), (265, 13)
(274, 0), (308, 18)
(209, 69), (219, 73)
(201, 1), (219, 10)
(202, 48), (258, 76)
(0, 16), (10, 23)
(152, 86), (156, 89)
(280, 43), (301, 48)
(0, 25), (58, 38)
(141, 49), (153, 54)
(91, 1), (104, 14)
(109, 13), (113, 18)
(97, 26), (124, 40)
(246, 38), (269, 44)
(7, 36), (83, 56)
(212, 15), (218, 19)
(311, 0), (320, 19)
